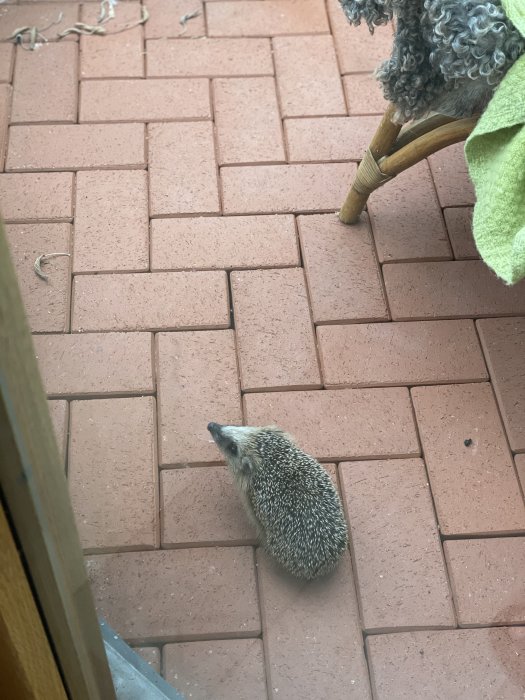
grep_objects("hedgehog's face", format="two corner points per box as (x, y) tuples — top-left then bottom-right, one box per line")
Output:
(207, 423), (261, 479)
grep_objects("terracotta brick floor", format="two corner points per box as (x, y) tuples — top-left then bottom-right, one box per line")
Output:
(2, 0), (525, 697)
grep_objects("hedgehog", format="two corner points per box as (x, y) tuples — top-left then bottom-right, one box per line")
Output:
(207, 422), (348, 580)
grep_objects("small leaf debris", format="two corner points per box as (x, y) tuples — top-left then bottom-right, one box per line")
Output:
(57, 6), (149, 39)
(8, 1), (150, 46)
(57, 23), (106, 38)
(34, 253), (70, 281)
(179, 9), (201, 35)
(98, 0), (118, 24)
(9, 11), (63, 50)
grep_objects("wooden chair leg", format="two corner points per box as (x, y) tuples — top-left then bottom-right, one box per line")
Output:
(393, 113), (456, 151)
(339, 104), (401, 224)
(339, 104), (478, 226)
(377, 116), (478, 178)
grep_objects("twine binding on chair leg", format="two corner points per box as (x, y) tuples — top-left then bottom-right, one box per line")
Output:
(352, 148), (393, 196)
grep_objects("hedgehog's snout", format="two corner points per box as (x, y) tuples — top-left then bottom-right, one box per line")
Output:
(207, 422), (226, 448)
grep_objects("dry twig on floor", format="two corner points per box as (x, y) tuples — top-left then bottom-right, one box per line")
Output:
(57, 2), (149, 39)
(34, 253), (70, 281)
(179, 9), (201, 35)
(9, 11), (63, 50)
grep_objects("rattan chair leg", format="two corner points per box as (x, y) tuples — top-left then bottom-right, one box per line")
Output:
(379, 116), (477, 178)
(339, 105), (401, 224)
(339, 104), (478, 226)
(393, 113), (456, 151)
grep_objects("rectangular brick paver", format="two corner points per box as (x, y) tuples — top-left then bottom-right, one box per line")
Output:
(80, 2), (144, 78)
(221, 162), (356, 214)
(151, 215), (299, 271)
(318, 320), (487, 387)
(273, 35), (346, 117)
(214, 77), (285, 165)
(477, 318), (525, 452)
(48, 399), (68, 467)
(156, 330), (242, 466)
(0, 172), (73, 222)
(74, 170), (149, 273)
(285, 116), (380, 161)
(327, 0), (393, 73)
(164, 639), (267, 700)
(161, 467), (256, 546)
(72, 272), (229, 332)
(145, 0), (205, 38)
(367, 628), (525, 700)
(343, 74), (389, 115)
(384, 261), (525, 320)
(445, 538), (525, 626)
(34, 333), (154, 397)
(298, 213), (388, 323)
(443, 207), (478, 259)
(207, 0), (329, 37)
(69, 397), (158, 551)
(340, 459), (455, 631)
(134, 647), (160, 674)
(6, 124), (145, 171)
(86, 548), (260, 642)
(7, 2), (524, 695)
(257, 549), (372, 699)
(148, 122), (220, 216)
(12, 44), (78, 124)
(146, 38), (274, 77)
(412, 383), (525, 535)
(231, 268), (321, 391)
(80, 79), (211, 123)
(0, 4), (79, 42)
(6, 223), (71, 333)
(368, 161), (452, 262)
(428, 143), (476, 207)
(245, 388), (419, 461)
(0, 45), (14, 83)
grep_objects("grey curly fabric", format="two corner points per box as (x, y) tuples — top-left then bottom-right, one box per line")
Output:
(338, 0), (525, 122)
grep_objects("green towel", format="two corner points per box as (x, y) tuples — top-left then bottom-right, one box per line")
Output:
(464, 0), (525, 285)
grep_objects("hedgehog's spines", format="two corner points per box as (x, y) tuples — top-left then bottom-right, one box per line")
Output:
(210, 424), (348, 580)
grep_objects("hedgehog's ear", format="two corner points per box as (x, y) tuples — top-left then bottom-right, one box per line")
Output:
(241, 456), (254, 476)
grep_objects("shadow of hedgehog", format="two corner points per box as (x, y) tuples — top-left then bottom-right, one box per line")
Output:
(338, 0), (525, 122)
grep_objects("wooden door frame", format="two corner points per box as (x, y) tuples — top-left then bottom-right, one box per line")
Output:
(0, 218), (116, 700)
(0, 501), (69, 699)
